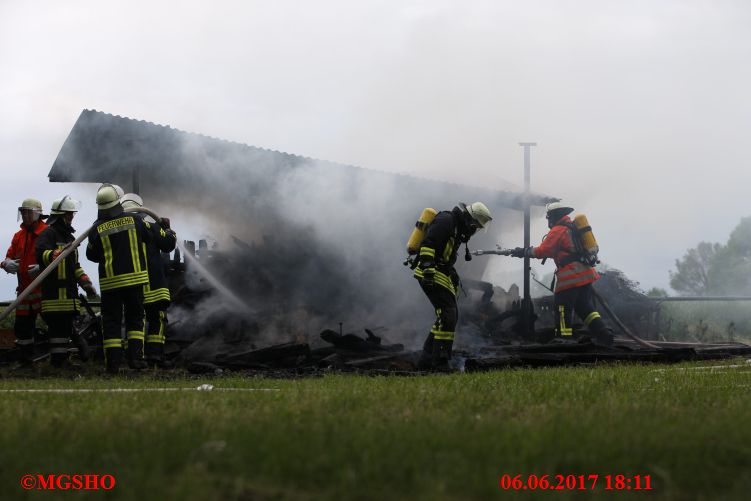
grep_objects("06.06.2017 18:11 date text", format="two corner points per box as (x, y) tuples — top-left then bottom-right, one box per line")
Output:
(499, 474), (653, 491)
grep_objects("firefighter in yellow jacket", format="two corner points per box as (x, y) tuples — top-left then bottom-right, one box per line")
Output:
(36, 197), (97, 366)
(86, 184), (152, 372)
(413, 202), (492, 369)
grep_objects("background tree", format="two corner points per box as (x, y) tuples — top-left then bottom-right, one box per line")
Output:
(669, 216), (751, 295)
(669, 242), (721, 295)
(646, 287), (668, 297)
(706, 216), (751, 295)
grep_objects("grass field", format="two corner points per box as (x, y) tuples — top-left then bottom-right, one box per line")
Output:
(1, 360), (750, 500)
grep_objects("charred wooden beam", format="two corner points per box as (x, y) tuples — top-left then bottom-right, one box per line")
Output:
(218, 342), (310, 368)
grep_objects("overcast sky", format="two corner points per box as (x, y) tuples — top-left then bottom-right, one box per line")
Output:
(1, 0), (750, 299)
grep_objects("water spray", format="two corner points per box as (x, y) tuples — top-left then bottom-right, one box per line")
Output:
(176, 240), (254, 316)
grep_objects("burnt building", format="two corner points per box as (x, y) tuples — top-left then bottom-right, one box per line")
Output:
(48, 109), (555, 345)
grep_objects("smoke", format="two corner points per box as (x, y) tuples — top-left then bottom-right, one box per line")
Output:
(109, 131), (527, 349)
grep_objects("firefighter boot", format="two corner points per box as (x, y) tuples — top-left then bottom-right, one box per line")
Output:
(127, 339), (148, 370)
(18, 343), (35, 366)
(105, 346), (123, 374)
(431, 339), (453, 372)
(589, 318), (615, 347)
(49, 342), (71, 368)
(417, 333), (435, 370)
(14, 316), (36, 365)
(145, 342), (174, 369)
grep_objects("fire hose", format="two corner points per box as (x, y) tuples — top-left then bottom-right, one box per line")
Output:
(590, 288), (660, 349)
(472, 248), (661, 349)
(0, 207), (162, 323)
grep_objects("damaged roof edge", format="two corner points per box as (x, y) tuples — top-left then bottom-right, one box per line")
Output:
(49, 109), (558, 209)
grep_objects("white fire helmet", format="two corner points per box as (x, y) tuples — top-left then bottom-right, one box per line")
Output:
(50, 196), (81, 215)
(466, 201), (493, 230)
(96, 184), (122, 210)
(17, 198), (43, 222)
(545, 201), (574, 219)
(120, 193), (143, 211)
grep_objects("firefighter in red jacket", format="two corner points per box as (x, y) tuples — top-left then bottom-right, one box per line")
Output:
(510, 202), (614, 346)
(1, 199), (48, 364)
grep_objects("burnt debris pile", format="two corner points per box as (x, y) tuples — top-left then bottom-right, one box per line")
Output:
(156, 252), (751, 374)
(3, 254), (750, 372)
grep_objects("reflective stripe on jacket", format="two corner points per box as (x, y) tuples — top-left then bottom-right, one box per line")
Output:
(35, 219), (87, 313)
(413, 208), (462, 295)
(531, 215), (599, 293)
(139, 217), (176, 304)
(86, 214), (150, 291)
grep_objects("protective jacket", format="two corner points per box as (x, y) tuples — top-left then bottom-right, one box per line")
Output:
(531, 215), (599, 293)
(3, 220), (48, 314)
(36, 219), (89, 313)
(413, 207), (467, 295)
(139, 217), (177, 304)
(86, 212), (151, 291)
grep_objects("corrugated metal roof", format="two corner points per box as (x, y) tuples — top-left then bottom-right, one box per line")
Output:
(49, 109), (556, 210)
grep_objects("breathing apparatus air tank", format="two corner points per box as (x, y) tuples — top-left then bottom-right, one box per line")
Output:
(406, 208), (437, 255)
(573, 213), (599, 257)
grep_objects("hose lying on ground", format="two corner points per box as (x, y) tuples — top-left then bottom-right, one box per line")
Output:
(0, 207), (161, 323)
(591, 287), (661, 349)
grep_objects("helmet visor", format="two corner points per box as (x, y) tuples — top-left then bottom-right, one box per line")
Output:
(17, 208), (41, 223)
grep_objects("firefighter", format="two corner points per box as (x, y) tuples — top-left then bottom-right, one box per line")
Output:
(1, 199), (48, 364)
(509, 202), (614, 346)
(35, 197), (97, 367)
(86, 184), (152, 372)
(120, 193), (177, 368)
(414, 202), (493, 369)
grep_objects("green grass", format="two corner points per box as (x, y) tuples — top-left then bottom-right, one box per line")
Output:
(1, 361), (750, 500)
(659, 302), (751, 344)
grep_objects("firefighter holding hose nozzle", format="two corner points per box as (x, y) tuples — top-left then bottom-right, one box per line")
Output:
(120, 193), (177, 369)
(508, 202), (614, 346)
(35, 196), (97, 367)
(411, 202), (493, 370)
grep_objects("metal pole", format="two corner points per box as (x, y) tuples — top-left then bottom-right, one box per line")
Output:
(132, 164), (141, 194)
(519, 142), (537, 336)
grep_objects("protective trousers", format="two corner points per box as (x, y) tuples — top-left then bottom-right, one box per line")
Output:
(554, 283), (611, 341)
(101, 286), (145, 370)
(41, 313), (73, 366)
(144, 301), (168, 363)
(14, 313), (36, 363)
(419, 281), (458, 366)
(14, 293), (41, 363)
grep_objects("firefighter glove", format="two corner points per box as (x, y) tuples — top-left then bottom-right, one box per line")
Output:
(421, 267), (436, 286)
(158, 217), (171, 229)
(510, 247), (534, 258)
(51, 249), (63, 261)
(26, 264), (40, 277)
(81, 282), (98, 298)
(2, 259), (19, 274)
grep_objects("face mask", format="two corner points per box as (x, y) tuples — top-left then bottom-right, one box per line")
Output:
(19, 209), (39, 226)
